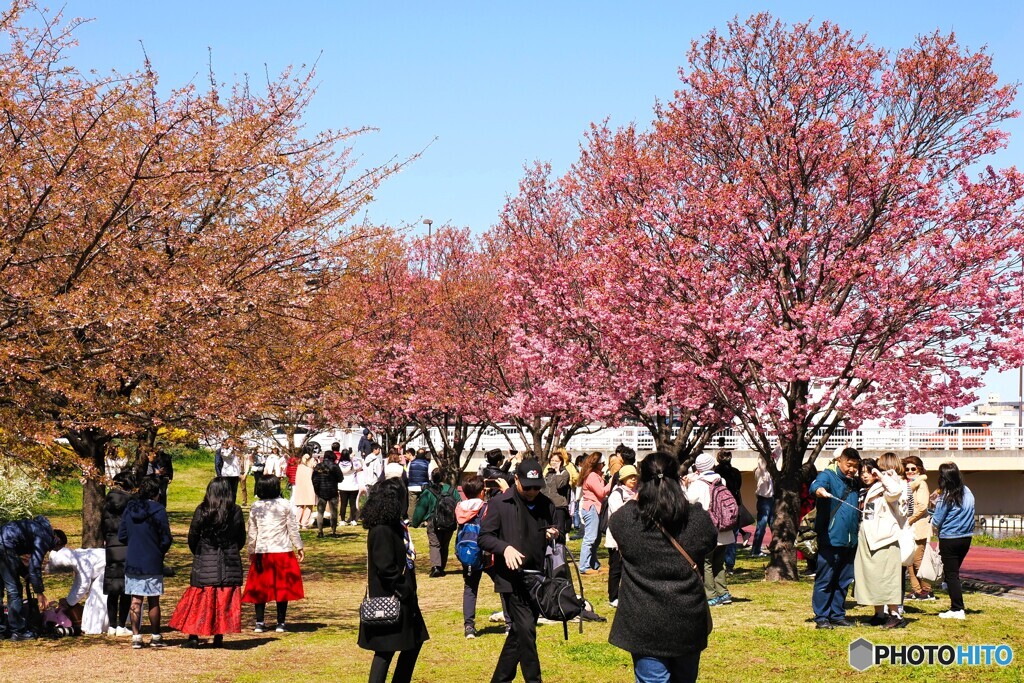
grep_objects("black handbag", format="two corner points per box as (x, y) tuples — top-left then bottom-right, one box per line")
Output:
(359, 590), (400, 625)
(359, 554), (401, 626)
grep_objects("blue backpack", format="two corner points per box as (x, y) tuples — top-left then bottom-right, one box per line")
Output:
(455, 520), (483, 568)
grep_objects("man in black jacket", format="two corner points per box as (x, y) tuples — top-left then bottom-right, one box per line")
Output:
(479, 459), (558, 683)
(480, 449), (515, 498)
(146, 450), (174, 507)
(311, 453), (344, 537)
(0, 516), (67, 640)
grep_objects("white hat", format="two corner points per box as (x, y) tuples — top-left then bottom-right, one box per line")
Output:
(694, 453), (715, 473)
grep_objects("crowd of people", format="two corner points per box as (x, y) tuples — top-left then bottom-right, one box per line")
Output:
(810, 448), (977, 629)
(0, 433), (983, 683)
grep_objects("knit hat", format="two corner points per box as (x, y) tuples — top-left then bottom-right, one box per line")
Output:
(694, 453), (715, 473)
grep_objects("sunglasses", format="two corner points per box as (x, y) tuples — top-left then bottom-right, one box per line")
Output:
(906, 467), (918, 472)
(522, 486), (542, 492)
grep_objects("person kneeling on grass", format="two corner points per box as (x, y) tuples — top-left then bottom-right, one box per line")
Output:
(170, 477), (246, 648)
(118, 477), (173, 649)
(243, 475), (305, 633)
(46, 545), (109, 635)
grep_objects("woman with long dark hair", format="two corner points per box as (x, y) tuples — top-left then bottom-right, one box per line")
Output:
(170, 477), (246, 647)
(358, 477), (429, 683)
(931, 463), (975, 620)
(608, 452), (717, 683)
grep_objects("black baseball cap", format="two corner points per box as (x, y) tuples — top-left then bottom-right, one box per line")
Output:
(515, 459), (544, 487)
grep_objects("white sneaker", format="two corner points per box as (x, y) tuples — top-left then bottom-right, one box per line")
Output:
(107, 627), (116, 636)
(115, 626), (132, 637)
(350, 520), (359, 526)
(939, 610), (966, 620)
(609, 599), (618, 608)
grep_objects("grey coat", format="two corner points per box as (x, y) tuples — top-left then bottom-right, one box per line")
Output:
(608, 500), (717, 657)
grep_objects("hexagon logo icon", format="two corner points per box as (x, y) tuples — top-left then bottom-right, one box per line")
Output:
(849, 637), (875, 672)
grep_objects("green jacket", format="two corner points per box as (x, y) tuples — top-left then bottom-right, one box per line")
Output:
(411, 483), (461, 528)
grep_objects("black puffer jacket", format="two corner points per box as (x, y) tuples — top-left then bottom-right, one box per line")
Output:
(187, 504), (246, 588)
(311, 460), (343, 500)
(102, 488), (132, 593)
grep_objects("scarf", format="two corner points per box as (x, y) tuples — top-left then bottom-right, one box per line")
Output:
(401, 521), (416, 569)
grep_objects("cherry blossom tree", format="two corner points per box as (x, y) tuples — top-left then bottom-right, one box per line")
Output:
(600, 15), (1024, 579)
(403, 227), (499, 482)
(0, 2), (406, 543)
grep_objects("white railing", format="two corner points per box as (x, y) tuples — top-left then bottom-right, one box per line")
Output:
(407, 424), (1024, 454)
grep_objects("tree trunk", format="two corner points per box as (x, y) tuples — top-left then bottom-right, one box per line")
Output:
(66, 429), (111, 548)
(764, 440), (805, 581)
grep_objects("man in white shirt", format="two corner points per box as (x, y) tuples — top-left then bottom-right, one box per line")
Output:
(751, 448), (782, 557)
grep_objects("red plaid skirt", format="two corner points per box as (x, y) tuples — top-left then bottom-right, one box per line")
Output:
(242, 552), (305, 603)
(169, 586), (242, 636)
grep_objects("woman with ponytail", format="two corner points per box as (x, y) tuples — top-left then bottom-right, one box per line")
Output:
(608, 453), (717, 683)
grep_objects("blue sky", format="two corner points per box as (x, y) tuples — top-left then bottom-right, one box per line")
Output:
(61, 1), (1024, 409)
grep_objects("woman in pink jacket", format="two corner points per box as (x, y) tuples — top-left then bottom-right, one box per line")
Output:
(578, 452), (611, 574)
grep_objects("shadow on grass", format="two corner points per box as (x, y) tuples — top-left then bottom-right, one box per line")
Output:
(208, 636), (277, 651)
(280, 622), (328, 633)
(474, 625), (509, 636)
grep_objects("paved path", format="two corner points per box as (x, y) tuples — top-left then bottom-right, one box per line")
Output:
(748, 528), (1024, 589)
(960, 545), (1024, 588)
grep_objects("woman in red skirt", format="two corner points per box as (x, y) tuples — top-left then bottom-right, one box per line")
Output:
(170, 477), (246, 647)
(242, 475), (305, 632)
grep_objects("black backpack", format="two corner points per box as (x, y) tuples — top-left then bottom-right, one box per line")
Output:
(522, 542), (587, 639)
(431, 485), (458, 533)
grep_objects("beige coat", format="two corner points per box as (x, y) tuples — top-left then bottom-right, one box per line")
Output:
(860, 473), (909, 552)
(906, 475), (931, 541)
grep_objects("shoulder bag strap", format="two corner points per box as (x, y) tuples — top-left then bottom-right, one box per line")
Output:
(655, 522), (704, 584)
(829, 483), (853, 523)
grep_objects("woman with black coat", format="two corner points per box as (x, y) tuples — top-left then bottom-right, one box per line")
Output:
(358, 478), (429, 683)
(609, 452), (717, 683)
(169, 477), (246, 647)
(102, 471), (135, 636)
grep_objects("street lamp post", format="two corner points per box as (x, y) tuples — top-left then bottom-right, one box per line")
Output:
(423, 218), (433, 278)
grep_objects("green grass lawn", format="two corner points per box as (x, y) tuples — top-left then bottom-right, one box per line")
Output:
(971, 534), (1024, 552)
(4, 454), (1021, 682)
